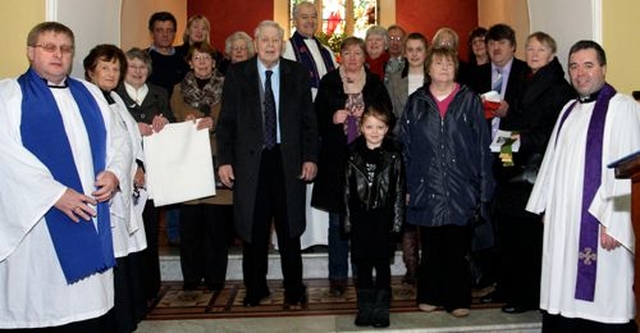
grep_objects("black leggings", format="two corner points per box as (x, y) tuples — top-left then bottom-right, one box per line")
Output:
(357, 259), (391, 290)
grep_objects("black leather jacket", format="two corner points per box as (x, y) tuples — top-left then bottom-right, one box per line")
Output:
(343, 137), (405, 235)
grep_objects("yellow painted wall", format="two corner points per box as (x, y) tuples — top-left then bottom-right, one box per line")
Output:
(121, 0), (187, 51)
(0, 0), (45, 78)
(478, 0), (530, 59)
(602, 0), (640, 94)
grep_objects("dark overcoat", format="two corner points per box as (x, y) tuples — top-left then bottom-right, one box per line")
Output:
(115, 82), (175, 123)
(216, 56), (318, 242)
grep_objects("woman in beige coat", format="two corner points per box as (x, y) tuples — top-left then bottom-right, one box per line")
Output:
(171, 42), (232, 291)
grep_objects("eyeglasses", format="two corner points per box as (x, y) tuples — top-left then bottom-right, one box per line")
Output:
(232, 46), (248, 51)
(389, 36), (403, 41)
(193, 55), (212, 61)
(128, 65), (148, 71)
(31, 43), (74, 54)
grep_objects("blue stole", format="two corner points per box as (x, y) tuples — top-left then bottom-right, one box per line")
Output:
(18, 68), (115, 284)
(555, 83), (616, 302)
(290, 31), (336, 89)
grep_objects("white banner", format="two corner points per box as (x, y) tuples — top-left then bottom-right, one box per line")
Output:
(143, 121), (216, 206)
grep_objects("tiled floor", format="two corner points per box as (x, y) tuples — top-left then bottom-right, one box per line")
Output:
(136, 308), (542, 332)
(150, 217), (542, 332)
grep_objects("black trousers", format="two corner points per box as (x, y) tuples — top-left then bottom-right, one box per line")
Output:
(542, 312), (637, 333)
(113, 254), (146, 333)
(179, 203), (230, 289)
(140, 200), (161, 302)
(417, 225), (471, 312)
(242, 146), (304, 301)
(495, 208), (543, 308)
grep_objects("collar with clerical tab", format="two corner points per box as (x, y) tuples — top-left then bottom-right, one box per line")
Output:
(42, 77), (69, 89)
(577, 88), (602, 103)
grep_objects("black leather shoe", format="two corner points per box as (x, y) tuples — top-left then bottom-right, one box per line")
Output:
(329, 279), (347, 297)
(501, 304), (536, 314)
(243, 288), (270, 307)
(283, 287), (308, 310)
(481, 290), (505, 304)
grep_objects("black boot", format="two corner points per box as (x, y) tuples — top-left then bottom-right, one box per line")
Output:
(372, 288), (390, 328)
(354, 289), (375, 326)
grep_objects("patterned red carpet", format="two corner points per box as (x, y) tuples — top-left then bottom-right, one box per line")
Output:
(146, 278), (498, 320)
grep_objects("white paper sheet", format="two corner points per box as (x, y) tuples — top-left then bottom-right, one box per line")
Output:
(143, 122), (216, 206)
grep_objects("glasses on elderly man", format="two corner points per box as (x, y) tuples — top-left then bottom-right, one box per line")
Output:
(389, 36), (403, 41)
(30, 43), (74, 54)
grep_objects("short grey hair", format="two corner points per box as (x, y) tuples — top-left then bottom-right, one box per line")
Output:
(365, 25), (389, 48)
(292, 1), (316, 19)
(254, 20), (284, 41)
(224, 31), (255, 57)
(125, 47), (153, 75)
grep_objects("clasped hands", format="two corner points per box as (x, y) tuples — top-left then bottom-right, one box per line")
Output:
(54, 170), (119, 223)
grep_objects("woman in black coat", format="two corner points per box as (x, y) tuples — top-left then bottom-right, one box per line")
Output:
(493, 32), (574, 314)
(400, 47), (494, 318)
(311, 37), (392, 296)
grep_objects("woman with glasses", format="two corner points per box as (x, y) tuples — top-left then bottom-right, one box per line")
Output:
(219, 31), (255, 74)
(400, 47), (494, 318)
(115, 47), (173, 309)
(432, 27), (472, 85)
(170, 42), (231, 292)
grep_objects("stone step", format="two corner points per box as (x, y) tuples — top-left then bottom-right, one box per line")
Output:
(159, 247), (407, 282)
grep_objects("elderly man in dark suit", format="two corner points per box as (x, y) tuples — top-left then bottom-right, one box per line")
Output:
(217, 20), (318, 309)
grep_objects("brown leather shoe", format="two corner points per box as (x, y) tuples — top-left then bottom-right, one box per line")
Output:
(451, 308), (470, 318)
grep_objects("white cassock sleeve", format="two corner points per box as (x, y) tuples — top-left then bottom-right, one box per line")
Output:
(589, 94), (640, 252)
(0, 79), (67, 261)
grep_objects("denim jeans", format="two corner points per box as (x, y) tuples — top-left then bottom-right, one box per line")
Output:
(328, 212), (350, 280)
(165, 205), (181, 243)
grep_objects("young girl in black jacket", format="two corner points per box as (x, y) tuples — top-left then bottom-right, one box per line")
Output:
(343, 106), (405, 328)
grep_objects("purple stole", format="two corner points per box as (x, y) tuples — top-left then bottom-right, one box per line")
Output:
(555, 83), (617, 301)
(18, 68), (115, 284)
(290, 31), (336, 89)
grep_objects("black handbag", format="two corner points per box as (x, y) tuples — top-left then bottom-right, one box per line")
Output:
(508, 153), (543, 185)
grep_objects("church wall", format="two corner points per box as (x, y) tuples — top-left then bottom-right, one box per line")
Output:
(478, 0), (529, 60)
(0, 0), (45, 78)
(0, 1), (638, 94)
(602, 0), (640, 94)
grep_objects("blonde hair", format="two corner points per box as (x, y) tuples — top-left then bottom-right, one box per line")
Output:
(182, 15), (211, 44)
(432, 27), (459, 52)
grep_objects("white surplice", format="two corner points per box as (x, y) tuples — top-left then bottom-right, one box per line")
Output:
(0, 78), (128, 328)
(109, 92), (147, 257)
(526, 93), (640, 324)
(283, 38), (336, 249)
(283, 38), (338, 100)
